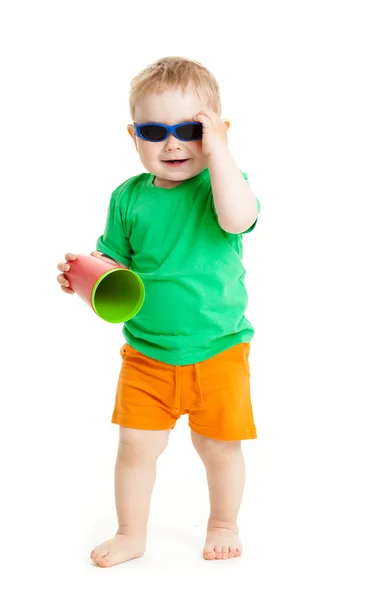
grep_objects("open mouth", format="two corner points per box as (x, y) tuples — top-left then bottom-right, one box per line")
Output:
(162, 159), (189, 166)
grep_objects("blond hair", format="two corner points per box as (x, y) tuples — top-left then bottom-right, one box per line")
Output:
(129, 56), (221, 118)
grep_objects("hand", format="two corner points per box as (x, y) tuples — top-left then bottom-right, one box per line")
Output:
(194, 110), (228, 156)
(90, 250), (120, 266)
(56, 252), (77, 294)
(56, 251), (118, 295)
(91, 250), (128, 269)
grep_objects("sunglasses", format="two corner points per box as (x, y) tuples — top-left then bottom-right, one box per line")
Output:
(133, 121), (203, 142)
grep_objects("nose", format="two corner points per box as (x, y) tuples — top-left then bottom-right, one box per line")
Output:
(163, 133), (182, 151)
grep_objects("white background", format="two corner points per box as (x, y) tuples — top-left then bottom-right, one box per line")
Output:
(1, 0), (367, 598)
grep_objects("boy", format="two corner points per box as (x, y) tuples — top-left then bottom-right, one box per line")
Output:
(56, 56), (260, 566)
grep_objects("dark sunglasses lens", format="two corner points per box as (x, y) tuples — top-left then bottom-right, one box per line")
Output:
(139, 125), (167, 141)
(176, 123), (202, 140)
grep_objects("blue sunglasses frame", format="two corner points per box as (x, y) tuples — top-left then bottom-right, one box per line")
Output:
(133, 121), (202, 142)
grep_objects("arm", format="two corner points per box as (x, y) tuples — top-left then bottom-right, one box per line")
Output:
(208, 148), (258, 234)
(194, 110), (258, 234)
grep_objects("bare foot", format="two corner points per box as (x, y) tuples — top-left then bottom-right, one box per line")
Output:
(203, 527), (243, 560)
(90, 533), (146, 568)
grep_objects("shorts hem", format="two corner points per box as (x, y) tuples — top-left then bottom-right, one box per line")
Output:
(112, 414), (176, 431)
(190, 425), (258, 441)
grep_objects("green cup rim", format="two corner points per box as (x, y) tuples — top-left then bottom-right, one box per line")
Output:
(90, 268), (145, 323)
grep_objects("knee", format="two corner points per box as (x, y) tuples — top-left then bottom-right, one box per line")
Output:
(117, 427), (170, 464)
(191, 431), (241, 463)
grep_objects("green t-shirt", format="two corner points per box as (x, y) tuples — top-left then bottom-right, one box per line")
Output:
(96, 168), (260, 366)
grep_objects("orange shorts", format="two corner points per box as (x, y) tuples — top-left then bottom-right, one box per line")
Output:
(112, 342), (257, 441)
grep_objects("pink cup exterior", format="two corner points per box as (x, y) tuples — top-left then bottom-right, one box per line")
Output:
(65, 254), (126, 311)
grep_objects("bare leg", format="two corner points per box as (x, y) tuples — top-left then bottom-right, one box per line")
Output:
(91, 427), (170, 567)
(191, 431), (245, 560)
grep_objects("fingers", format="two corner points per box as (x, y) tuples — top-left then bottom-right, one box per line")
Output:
(61, 285), (75, 295)
(194, 110), (217, 123)
(194, 112), (211, 126)
(57, 253), (76, 293)
(57, 252), (76, 273)
(90, 251), (118, 265)
(57, 272), (74, 292)
(57, 261), (70, 273)
(57, 273), (69, 286)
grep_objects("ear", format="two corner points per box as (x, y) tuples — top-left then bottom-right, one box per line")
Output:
(222, 118), (231, 131)
(127, 124), (138, 151)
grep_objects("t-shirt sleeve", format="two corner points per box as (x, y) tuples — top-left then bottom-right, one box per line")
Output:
(241, 171), (260, 234)
(96, 188), (132, 267)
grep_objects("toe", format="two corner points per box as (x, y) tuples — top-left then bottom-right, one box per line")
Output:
(214, 544), (223, 559)
(228, 552), (235, 559)
(97, 555), (112, 568)
(203, 550), (217, 560)
(221, 545), (229, 559)
(203, 541), (217, 560)
(90, 548), (100, 563)
(91, 545), (108, 562)
(230, 545), (242, 557)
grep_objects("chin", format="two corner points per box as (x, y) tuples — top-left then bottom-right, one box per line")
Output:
(163, 165), (204, 180)
(167, 170), (193, 180)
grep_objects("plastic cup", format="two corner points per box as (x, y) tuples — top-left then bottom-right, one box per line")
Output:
(65, 254), (145, 323)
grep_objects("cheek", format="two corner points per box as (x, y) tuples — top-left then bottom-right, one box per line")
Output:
(189, 142), (207, 167)
(189, 140), (204, 156)
(137, 141), (161, 164)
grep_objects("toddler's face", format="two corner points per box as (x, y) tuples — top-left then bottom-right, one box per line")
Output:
(128, 87), (210, 189)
